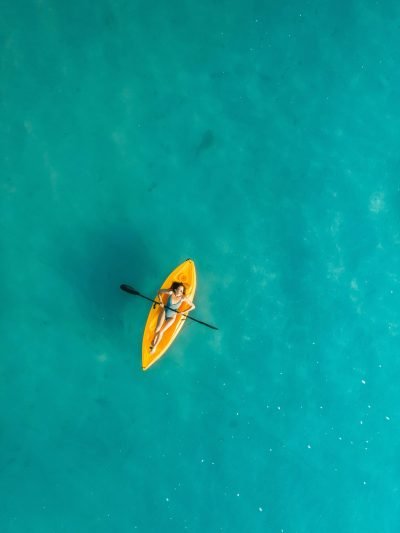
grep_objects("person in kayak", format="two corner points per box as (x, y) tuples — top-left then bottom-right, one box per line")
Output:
(150, 282), (195, 353)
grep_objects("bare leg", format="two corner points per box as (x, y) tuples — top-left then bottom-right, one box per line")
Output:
(150, 309), (166, 349)
(150, 316), (176, 353)
(154, 310), (166, 338)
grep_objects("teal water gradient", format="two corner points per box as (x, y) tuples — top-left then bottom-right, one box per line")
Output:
(2, 0), (400, 531)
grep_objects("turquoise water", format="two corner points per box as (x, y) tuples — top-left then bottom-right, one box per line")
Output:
(2, 0), (400, 531)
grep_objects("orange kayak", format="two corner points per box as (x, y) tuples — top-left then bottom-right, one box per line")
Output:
(141, 259), (197, 370)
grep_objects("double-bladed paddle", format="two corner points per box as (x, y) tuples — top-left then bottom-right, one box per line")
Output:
(120, 284), (218, 330)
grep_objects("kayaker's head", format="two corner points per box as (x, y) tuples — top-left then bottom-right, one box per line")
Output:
(171, 281), (185, 296)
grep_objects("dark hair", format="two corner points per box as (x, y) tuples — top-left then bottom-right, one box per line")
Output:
(170, 281), (186, 294)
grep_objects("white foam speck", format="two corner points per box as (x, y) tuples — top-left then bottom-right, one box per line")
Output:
(369, 192), (385, 213)
(24, 120), (33, 134)
(351, 279), (359, 290)
(111, 131), (127, 146)
(388, 322), (400, 336)
(327, 262), (345, 281)
(330, 212), (343, 236)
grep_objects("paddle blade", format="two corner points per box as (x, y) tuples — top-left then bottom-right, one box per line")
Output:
(120, 284), (140, 295)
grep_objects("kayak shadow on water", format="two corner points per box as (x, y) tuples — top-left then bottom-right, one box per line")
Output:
(56, 224), (154, 338)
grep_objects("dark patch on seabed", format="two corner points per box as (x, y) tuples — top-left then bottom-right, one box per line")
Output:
(54, 224), (154, 334)
(195, 129), (215, 157)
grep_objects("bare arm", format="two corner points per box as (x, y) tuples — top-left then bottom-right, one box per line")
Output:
(181, 297), (195, 313)
(157, 289), (172, 307)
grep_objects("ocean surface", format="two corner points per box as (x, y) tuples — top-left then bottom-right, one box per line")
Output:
(1, 0), (400, 531)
